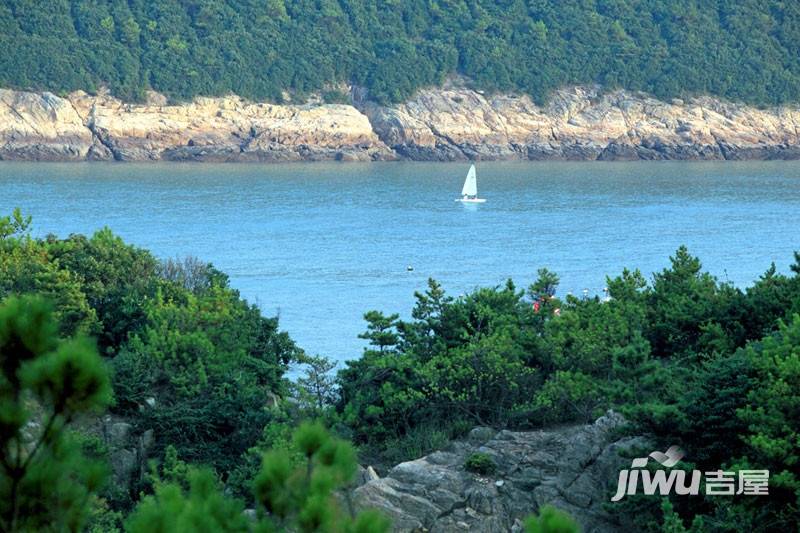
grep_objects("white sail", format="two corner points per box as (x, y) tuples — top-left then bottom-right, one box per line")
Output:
(461, 164), (477, 197)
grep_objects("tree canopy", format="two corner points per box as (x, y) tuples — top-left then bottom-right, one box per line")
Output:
(1, 1), (799, 105)
(0, 295), (111, 532)
(338, 247), (800, 530)
(2, 211), (799, 531)
(0, 219), (299, 499)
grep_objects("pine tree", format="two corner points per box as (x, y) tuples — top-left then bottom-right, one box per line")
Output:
(0, 295), (111, 532)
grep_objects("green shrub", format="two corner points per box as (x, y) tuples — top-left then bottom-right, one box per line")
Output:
(464, 452), (496, 476)
(524, 505), (580, 533)
(376, 423), (452, 465)
(322, 89), (349, 104)
(126, 422), (391, 532)
(0, 213), (299, 481)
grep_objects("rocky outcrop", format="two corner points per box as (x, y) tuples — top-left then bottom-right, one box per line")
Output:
(361, 84), (800, 161)
(98, 416), (155, 499)
(0, 89), (95, 160)
(70, 414), (156, 502)
(353, 411), (647, 532)
(1, 84), (799, 161)
(65, 90), (394, 162)
(0, 89), (393, 162)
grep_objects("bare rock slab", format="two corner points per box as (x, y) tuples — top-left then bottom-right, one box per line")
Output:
(353, 411), (647, 532)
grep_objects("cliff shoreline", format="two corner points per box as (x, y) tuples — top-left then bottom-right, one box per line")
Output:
(2, 85), (799, 162)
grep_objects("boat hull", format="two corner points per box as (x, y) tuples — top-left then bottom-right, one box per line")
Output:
(456, 198), (487, 203)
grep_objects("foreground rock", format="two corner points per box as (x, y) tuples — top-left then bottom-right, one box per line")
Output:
(353, 411), (646, 532)
(1, 84), (798, 161)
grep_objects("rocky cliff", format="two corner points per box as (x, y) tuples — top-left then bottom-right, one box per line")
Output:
(0, 88), (392, 162)
(1, 84), (799, 162)
(352, 411), (647, 532)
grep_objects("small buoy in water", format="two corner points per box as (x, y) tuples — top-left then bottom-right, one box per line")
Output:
(406, 265), (414, 272)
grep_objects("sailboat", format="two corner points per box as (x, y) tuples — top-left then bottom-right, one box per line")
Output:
(456, 164), (486, 203)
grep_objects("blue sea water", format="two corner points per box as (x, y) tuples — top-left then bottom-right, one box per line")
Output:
(1, 161), (799, 364)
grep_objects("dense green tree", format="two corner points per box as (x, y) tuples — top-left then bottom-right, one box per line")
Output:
(0, 208), (31, 240)
(126, 468), (250, 533)
(529, 268), (560, 300)
(42, 229), (159, 354)
(112, 281), (297, 475)
(0, 214), (298, 487)
(127, 423), (391, 532)
(253, 421), (390, 532)
(357, 311), (400, 353)
(1, 1), (800, 105)
(0, 295), (111, 532)
(646, 246), (746, 360)
(3, 210), (800, 531)
(338, 347), (426, 446)
(735, 315), (800, 529)
(425, 326), (538, 425)
(337, 245), (800, 477)
(295, 354), (339, 415)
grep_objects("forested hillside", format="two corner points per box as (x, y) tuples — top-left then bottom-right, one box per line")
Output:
(0, 0), (799, 106)
(2, 208), (800, 530)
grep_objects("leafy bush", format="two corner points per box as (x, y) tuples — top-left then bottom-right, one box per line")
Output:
(464, 452), (496, 476)
(127, 422), (391, 532)
(524, 505), (580, 533)
(126, 468), (249, 533)
(371, 422), (460, 467)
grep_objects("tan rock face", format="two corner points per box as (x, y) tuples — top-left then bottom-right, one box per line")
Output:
(0, 89), (93, 160)
(0, 86), (798, 161)
(363, 85), (800, 160)
(65, 91), (392, 162)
